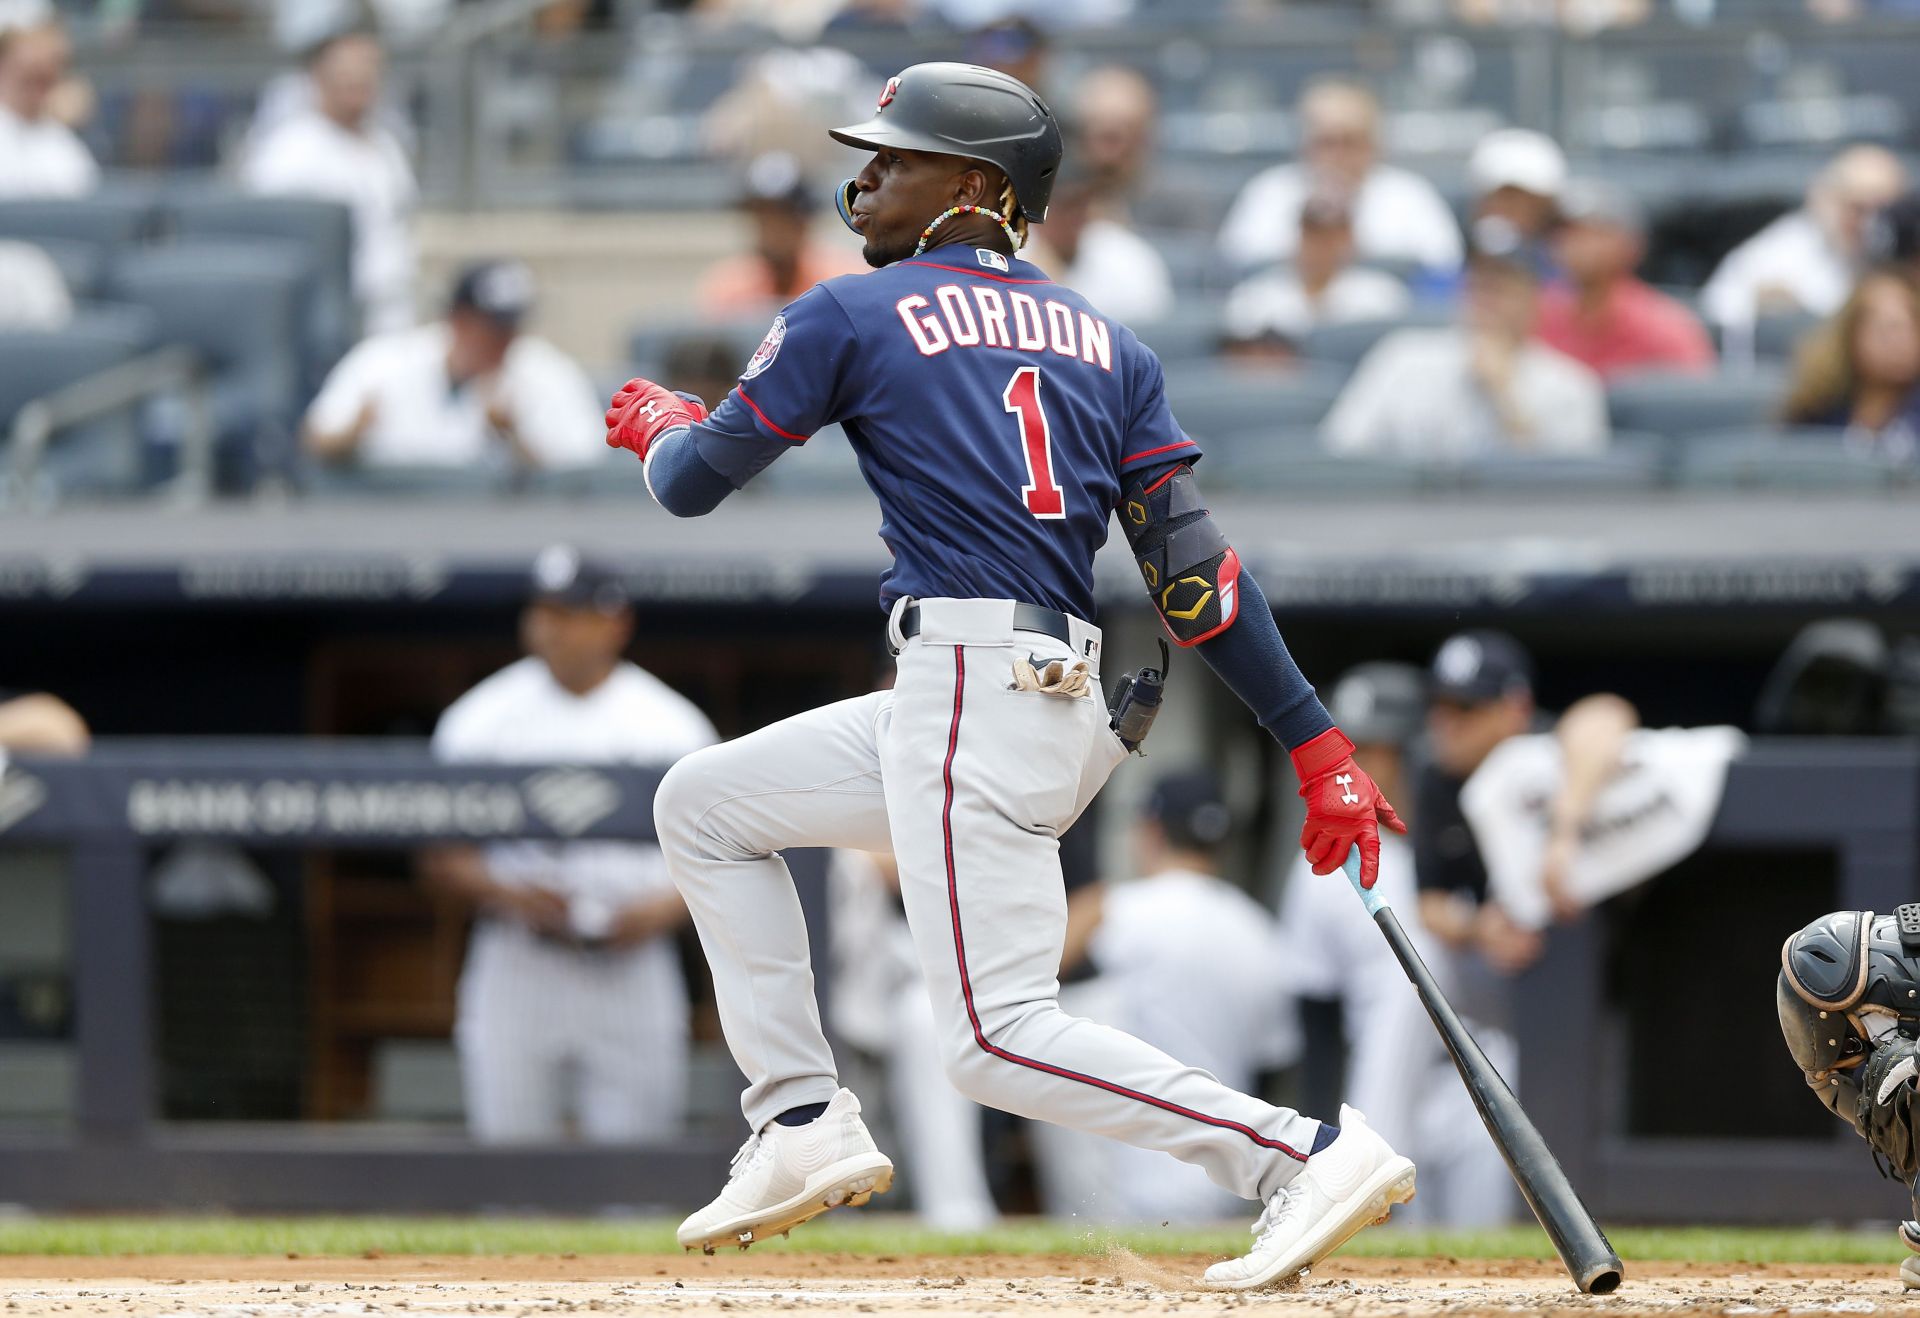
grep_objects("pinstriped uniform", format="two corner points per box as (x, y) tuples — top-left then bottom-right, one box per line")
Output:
(433, 657), (717, 1142)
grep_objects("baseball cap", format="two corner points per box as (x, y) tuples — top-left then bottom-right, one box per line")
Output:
(529, 544), (629, 614)
(1468, 128), (1567, 201)
(1428, 630), (1533, 706)
(741, 150), (815, 213)
(1144, 769), (1232, 852)
(1326, 662), (1426, 747)
(449, 259), (536, 331)
(1558, 177), (1646, 238)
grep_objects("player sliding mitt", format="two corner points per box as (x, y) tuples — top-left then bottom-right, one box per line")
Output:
(605, 377), (708, 461)
(1291, 728), (1405, 889)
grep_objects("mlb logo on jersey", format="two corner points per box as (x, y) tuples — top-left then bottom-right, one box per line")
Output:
(977, 249), (1009, 272)
(741, 314), (787, 380)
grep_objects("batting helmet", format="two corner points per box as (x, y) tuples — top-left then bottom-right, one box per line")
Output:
(829, 62), (1063, 224)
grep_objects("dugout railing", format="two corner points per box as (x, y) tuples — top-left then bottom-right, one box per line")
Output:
(0, 738), (1912, 1219)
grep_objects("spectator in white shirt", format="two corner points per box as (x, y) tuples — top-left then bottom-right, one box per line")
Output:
(0, 239), (70, 329)
(0, 19), (97, 199)
(1217, 78), (1463, 274)
(1322, 222), (1608, 460)
(1702, 144), (1908, 334)
(1222, 192), (1411, 357)
(303, 259), (603, 473)
(1024, 168), (1173, 323)
(242, 30), (417, 335)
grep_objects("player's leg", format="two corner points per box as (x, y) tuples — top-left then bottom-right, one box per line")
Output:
(653, 691), (898, 1249)
(881, 629), (1319, 1199)
(882, 616), (1411, 1288)
(455, 929), (568, 1142)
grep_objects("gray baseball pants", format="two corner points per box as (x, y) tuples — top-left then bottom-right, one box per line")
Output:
(654, 597), (1323, 1202)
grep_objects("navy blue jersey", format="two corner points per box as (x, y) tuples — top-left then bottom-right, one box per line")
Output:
(689, 247), (1198, 619)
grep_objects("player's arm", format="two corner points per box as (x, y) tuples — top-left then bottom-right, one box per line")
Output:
(606, 287), (859, 516)
(418, 844), (570, 934)
(1115, 338), (1401, 885)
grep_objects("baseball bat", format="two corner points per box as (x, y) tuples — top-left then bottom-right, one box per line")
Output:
(1340, 852), (1624, 1296)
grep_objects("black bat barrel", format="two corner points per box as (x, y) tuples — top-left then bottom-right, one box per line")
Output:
(1373, 906), (1625, 1296)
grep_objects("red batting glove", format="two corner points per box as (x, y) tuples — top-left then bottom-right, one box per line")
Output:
(605, 378), (708, 462)
(1291, 727), (1406, 889)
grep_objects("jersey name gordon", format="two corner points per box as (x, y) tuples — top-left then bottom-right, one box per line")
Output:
(895, 284), (1114, 372)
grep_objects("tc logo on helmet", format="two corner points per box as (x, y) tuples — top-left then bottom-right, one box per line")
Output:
(878, 76), (900, 108)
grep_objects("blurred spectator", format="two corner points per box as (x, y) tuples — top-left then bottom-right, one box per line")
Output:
(1537, 179), (1714, 381)
(0, 689), (87, 755)
(1321, 223), (1608, 458)
(1447, 0), (1649, 28)
(1868, 190), (1920, 285)
(1468, 129), (1565, 248)
(0, 239), (70, 329)
(1023, 164), (1172, 322)
(1701, 144), (1907, 331)
(663, 335), (745, 413)
(962, 17), (1051, 95)
(1038, 771), (1289, 1222)
(1415, 631), (1638, 966)
(1068, 65), (1156, 206)
(241, 30), (418, 335)
(696, 152), (864, 321)
(1782, 267), (1920, 460)
(829, 848), (999, 1230)
(1221, 191), (1411, 356)
(1217, 79), (1463, 274)
(302, 260), (603, 473)
(1275, 663), (1513, 1226)
(424, 547), (718, 1144)
(823, 0), (922, 31)
(704, 46), (875, 178)
(0, 18), (97, 198)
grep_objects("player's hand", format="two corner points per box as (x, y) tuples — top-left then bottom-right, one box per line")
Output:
(1290, 727), (1405, 889)
(497, 886), (571, 935)
(1474, 903), (1544, 975)
(605, 377), (708, 462)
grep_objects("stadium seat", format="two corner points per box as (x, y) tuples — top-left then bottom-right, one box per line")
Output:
(164, 190), (358, 387)
(1605, 370), (1785, 439)
(305, 464), (513, 499)
(1130, 302), (1228, 366)
(0, 314), (160, 498)
(28, 237), (111, 299)
(1163, 362), (1347, 449)
(0, 184), (159, 250)
(107, 240), (310, 489)
(1675, 428), (1902, 490)
(1301, 308), (1451, 369)
(1456, 432), (1667, 491)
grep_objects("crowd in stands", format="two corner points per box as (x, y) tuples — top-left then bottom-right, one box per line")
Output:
(5, 0), (1920, 497)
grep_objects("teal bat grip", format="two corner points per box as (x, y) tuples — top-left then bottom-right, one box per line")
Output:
(1342, 850), (1386, 917)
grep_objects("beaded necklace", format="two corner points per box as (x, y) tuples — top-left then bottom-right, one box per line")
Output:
(913, 203), (1022, 257)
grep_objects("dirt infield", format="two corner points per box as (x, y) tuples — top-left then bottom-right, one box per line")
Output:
(2, 1253), (1916, 1317)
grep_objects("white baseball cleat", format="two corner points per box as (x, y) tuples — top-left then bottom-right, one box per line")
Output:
(676, 1089), (895, 1254)
(1202, 1105), (1416, 1292)
(1900, 1220), (1920, 1289)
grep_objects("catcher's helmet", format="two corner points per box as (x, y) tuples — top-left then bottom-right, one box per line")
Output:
(829, 62), (1063, 223)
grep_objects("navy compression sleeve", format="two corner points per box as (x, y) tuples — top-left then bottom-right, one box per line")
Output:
(644, 428), (735, 517)
(1193, 570), (1335, 750)
(1128, 456), (1335, 749)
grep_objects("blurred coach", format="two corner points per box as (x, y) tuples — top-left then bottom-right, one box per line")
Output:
(424, 548), (718, 1144)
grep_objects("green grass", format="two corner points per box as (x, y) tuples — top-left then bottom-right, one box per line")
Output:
(0, 1217), (1907, 1264)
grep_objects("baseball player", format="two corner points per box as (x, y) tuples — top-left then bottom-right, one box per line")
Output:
(1779, 908), (1920, 1289)
(424, 547), (717, 1143)
(603, 63), (1410, 1290)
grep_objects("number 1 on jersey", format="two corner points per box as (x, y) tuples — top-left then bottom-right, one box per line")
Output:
(1004, 366), (1065, 519)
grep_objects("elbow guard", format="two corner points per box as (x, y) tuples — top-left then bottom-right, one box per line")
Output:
(1118, 464), (1242, 647)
